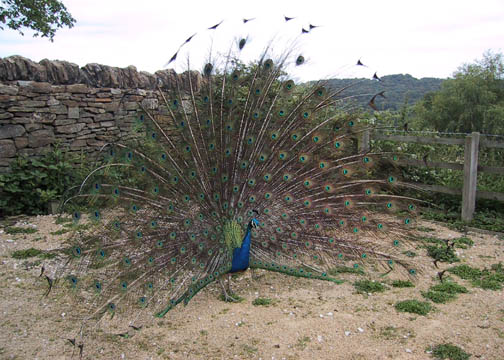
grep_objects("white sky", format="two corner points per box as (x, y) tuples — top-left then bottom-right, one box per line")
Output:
(0, 0), (503, 81)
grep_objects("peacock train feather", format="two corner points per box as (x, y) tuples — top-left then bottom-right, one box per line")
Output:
(51, 16), (423, 341)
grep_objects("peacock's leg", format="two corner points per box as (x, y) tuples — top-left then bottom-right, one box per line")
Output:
(219, 274), (238, 302)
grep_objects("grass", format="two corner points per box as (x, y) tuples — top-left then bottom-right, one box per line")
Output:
(422, 281), (469, 304)
(328, 265), (365, 276)
(252, 297), (273, 306)
(426, 245), (459, 263)
(391, 280), (415, 288)
(428, 343), (471, 360)
(354, 280), (386, 294)
(5, 226), (38, 234)
(295, 336), (311, 350)
(395, 299), (432, 316)
(448, 263), (504, 291)
(11, 248), (55, 259)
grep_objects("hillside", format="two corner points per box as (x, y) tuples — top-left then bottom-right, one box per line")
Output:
(326, 74), (444, 111)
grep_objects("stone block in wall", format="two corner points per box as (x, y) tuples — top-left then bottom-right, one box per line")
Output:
(56, 123), (85, 134)
(96, 112), (113, 121)
(111, 88), (121, 95)
(54, 119), (76, 126)
(0, 139), (17, 157)
(0, 84), (18, 95)
(28, 82), (53, 93)
(68, 107), (79, 119)
(19, 100), (46, 107)
(66, 84), (89, 93)
(99, 121), (114, 128)
(0, 112), (13, 120)
(14, 137), (28, 149)
(124, 102), (138, 110)
(39, 59), (81, 84)
(33, 112), (56, 124)
(28, 129), (55, 147)
(0, 56), (47, 82)
(141, 98), (158, 110)
(0, 124), (25, 139)
(70, 139), (87, 148)
(49, 105), (68, 114)
(47, 98), (60, 106)
(25, 123), (43, 132)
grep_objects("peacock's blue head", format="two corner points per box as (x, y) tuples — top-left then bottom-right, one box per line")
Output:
(249, 218), (260, 229)
(248, 209), (260, 230)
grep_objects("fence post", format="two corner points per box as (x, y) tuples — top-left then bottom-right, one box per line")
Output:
(360, 129), (370, 153)
(461, 132), (480, 221)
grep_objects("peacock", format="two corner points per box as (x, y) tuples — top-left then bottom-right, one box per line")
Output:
(50, 16), (422, 348)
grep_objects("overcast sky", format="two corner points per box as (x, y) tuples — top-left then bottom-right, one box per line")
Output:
(0, 0), (502, 81)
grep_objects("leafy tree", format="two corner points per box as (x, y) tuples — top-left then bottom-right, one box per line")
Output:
(0, 0), (75, 41)
(415, 51), (504, 135)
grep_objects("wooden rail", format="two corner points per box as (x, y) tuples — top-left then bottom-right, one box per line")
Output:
(365, 131), (504, 221)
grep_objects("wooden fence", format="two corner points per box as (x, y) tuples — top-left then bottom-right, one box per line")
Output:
(360, 131), (504, 221)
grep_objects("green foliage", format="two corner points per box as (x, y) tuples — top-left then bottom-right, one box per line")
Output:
(428, 343), (471, 360)
(0, 0), (75, 41)
(448, 263), (504, 291)
(447, 265), (482, 280)
(252, 297), (272, 306)
(422, 290), (457, 304)
(353, 280), (386, 294)
(328, 265), (365, 276)
(391, 280), (415, 288)
(395, 299), (432, 315)
(11, 248), (42, 259)
(5, 226), (38, 234)
(415, 50), (504, 135)
(426, 245), (459, 263)
(422, 281), (468, 304)
(0, 147), (89, 217)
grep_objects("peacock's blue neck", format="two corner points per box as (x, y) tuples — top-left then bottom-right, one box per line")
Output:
(230, 220), (256, 273)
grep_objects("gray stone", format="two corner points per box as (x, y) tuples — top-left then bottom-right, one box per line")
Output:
(141, 98), (158, 110)
(49, 105), (68, 114)
(56, 123), (85, 134)
(0, 84), (19, 95)
(0, 124), (26, 139)
(68, 107), (79, 119)
(28, 129), (55, 147)
(47, 98), (60, 106)
(101, 121), (115, 127)
(0, 139), (17, 157)
(70, 139), (87, 148)
(111, 88), (122, 95)
(96, 112), (113, 121)
(66, 84), (89, 93)
(19, 100), (46, 107)
(14, 137), (28, 149)
(25, 123), (43, 132)
(0, 112), (13, 120)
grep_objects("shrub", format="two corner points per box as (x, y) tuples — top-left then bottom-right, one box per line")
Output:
(395, 299), (432, 315)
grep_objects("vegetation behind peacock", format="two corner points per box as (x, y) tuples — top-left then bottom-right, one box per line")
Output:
(50, 16), (422, 341)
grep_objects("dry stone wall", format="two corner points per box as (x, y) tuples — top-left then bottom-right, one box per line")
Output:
(0, 55), (200, 172)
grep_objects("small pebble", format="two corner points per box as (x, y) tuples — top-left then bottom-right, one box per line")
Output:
(345, 331), (351, 336)
(357, 327), (364, 333)
(405, 349), (412, 353)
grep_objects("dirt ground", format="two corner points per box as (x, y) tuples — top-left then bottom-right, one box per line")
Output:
(0, 215), (503, 360)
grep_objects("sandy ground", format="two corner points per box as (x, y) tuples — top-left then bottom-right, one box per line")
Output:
(0, 215), (503, 360)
